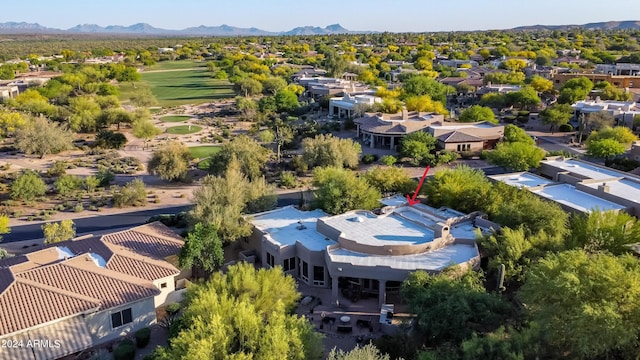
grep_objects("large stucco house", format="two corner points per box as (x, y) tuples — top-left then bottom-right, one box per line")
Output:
(354, 111), (445, 149)
(0, 222), (187, 360)
(245, 197), (496, 308)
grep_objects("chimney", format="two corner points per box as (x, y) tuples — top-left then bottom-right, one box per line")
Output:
(402, 109), (408, 120)
(598, 183), (610, 193)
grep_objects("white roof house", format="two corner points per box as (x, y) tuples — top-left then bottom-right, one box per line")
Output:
(247, 197), (491, 308)
(491, 158), (640, 216)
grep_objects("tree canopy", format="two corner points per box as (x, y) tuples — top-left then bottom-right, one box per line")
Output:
(148, 140), (193, 182)
(209, 135), (271, 180)
(458, 105), (496, 123)
(302, 134), (361, 169)
(520, 250), (640, 359)
(191, 156), (276, 244)
(152, 262), (323, 360)
(312, 167), (381, 215)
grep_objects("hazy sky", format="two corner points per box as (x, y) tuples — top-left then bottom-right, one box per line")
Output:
(3, 0), (640, 32)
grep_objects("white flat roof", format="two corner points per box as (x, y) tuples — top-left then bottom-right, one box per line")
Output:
(543, 159), (623, 180)
(323, 211), (435, 246)
(327, 243), (478, 271)
(490, 172), (555, 188)
(380, 195), (408, 207)
(582, 179), (640, 204)
(251, 206), (336, 251)
(531, 184), (625, 213)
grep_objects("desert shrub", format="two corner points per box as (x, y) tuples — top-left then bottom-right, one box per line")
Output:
(96, 169), (115, 187)
(55, 175), (82, 196)
(135, 327), (151, 348)
(11, 171), (47, 201)
(113, 339), (135, 360)
(94, 130), (127, 149)
(559, 123), (574, 132)
(380, 155), (397, 166)
(279, 171), (297, 188)
(47, 161), (68, 177)
(361, 154), (378, 164)
(112, 179), (147, 208)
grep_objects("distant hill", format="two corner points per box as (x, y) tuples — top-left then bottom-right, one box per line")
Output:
(512, 20), (640, 31)
(2, 20), (640, 36)
(0, 22), (366, 36)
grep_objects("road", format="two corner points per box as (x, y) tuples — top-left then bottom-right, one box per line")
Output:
(2, 192), (303, 243)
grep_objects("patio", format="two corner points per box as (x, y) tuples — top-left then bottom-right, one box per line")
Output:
(295, 281), (413, 355)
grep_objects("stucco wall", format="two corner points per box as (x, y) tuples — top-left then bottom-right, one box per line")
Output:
(84, 297), (156, 346)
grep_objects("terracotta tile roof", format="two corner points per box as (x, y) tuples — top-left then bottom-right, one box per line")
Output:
(0, 276), (99, 336)
(101, 222), (184, 260)
(16, 258), (159, 309)
(0, 255), (28, 269)
(438, 131), (484, 143)
(45, 236), (114, 263)
(0, 223), (183, 336)
(106, 249), (179, 281)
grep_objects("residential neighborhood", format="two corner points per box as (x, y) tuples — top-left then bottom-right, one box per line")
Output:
(2, 2), (640, 360)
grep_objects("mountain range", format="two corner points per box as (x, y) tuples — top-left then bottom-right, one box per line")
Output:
(0, 22), (357, 36)
(1, 20), (640, 36)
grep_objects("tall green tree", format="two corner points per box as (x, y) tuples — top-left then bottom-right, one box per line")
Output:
(152, 263), (323, 360)
(586, 138), (626, 161)
(313, 167), (381, 215)
(42, 219), (76, 244)
(209, 135), (271, 180)
(191, 156), (276, 243)
(363, 166), (417, 196)
(569, 210), (640, 255)
(401, 268), (511, 345)
(520, 250), (640, 359)
(423, 165), (491, 213)
(302, 134), (361, 169)
(148, 141), (193, 182)
(132, 118), (161, 150)
(179, 222), (224, 278)
(458, 105), (497, 123)
(539, 104), (573, 131)
(14, 117), (73, 158)
(486, 141), (546, 171)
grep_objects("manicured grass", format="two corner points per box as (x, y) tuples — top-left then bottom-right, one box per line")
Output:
(189, 146), (221, 159)
(197, 158), (212, 170)
(166, 125), (202, 134)
(141, 69), (235, 107)
(147, 60), (203, 71)
(149, 107), (163, 114)
(159, 115), (191, 123)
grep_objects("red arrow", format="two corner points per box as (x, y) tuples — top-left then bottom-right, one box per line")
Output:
(406, 165), (430, 206)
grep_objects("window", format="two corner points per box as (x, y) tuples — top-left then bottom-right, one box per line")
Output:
(313, 266), (325, 286)
(301, 261), (309, 281)
(160, 283), (167, 289)
(283, 257), (296, 271)
(111, 308), (133, 329)
(266, 252), (275, 267)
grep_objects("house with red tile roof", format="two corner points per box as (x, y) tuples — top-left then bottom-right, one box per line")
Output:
(0, 222), (185, 360)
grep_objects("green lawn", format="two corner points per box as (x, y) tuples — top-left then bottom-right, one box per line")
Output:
(146, 60), (203, 71)
(166, 125), (202, 134)
(150, 107), (163, 114)
(189, 146), (221, 159)
(160, 115), (191, 123)
(141, 69), (235, 107)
